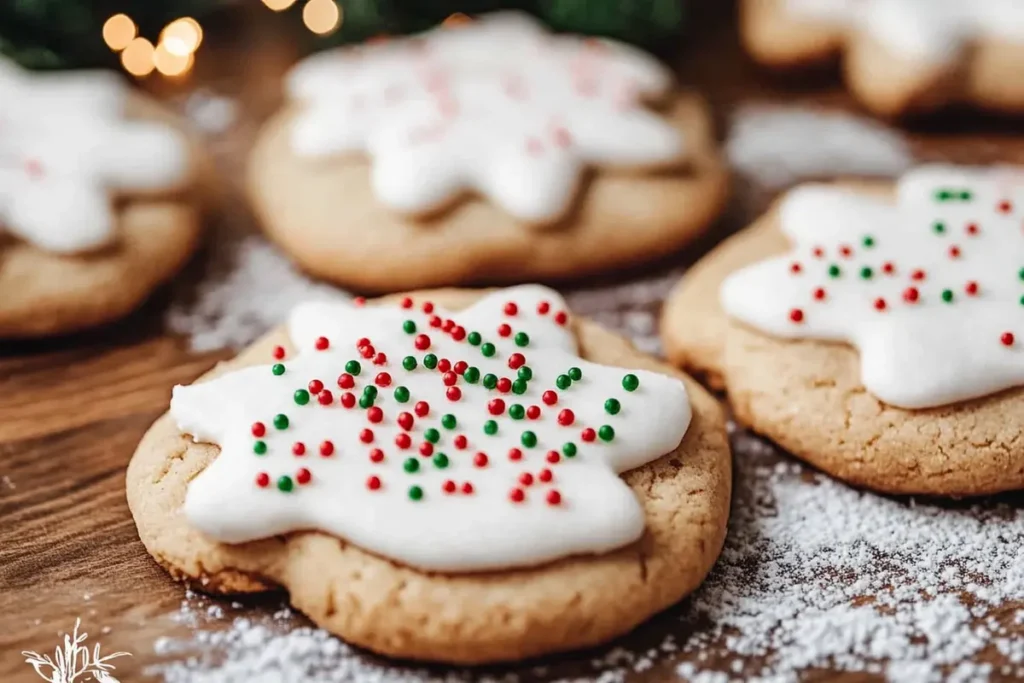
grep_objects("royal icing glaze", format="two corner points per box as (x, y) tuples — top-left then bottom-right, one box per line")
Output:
(171, 285), (692, 573)
(786, 0), (1024, 63)
(0, 58), (189, 254)
(721, 165), (1024, 410)
(286, 12), (684, 223)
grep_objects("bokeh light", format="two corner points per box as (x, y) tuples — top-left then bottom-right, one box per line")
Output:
(121, 37), (156, 77)
(263, 0), (299, 10)
(443, 13), (473, 27)
(154, 42), (194, 77)
(303, 0), (342, 35)
(102, 14), (137, 51)
(160, 17), (203, 57)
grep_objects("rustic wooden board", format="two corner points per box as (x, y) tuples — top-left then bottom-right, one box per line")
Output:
(3, 3), (1024, 682)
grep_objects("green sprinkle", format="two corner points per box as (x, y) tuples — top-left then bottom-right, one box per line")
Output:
(562, 442), (577, 457)
(828, 264), (841, 278)
(277, 475), (294, 493)
(1018, 267), (1024, 281)
(556, 374), (571, 390)
(484, 420), (498, 435)
(509, 404), (525, 420)
(568, 367), (582, 381)
(253, 440), (267, 455)
(408, 485), (423, 501)
(423, 354), (438, 370)
(517, 366), (533, 381)
(272, 363), (285, 376)
(345, 360), (361, 375)
(273, 414), (289, 430)
(359, 394), (374, 409)
(935, 189), (952, 201)
(1019, 294), (1024, 306)
(294, 389), (310, 405)
(605, 398), (621, 415)
(363, 385), (378, 399)
(622, 374), (639, 392)
(403, 457), (420, 473)
(468, 331), (482, 346)
(483, 374), (498, 389)
(402, 356), (417, 371)
(425, 428), (440, 444)
(464, 367), (480, 383)
(521, 431), (537, 448)
(514, 332), (529, 347)
(403, 320), (416, 334)
(441, 414), (457, 430)
(481, 342), (496, 358)
(432, 453), (449, 469)
(598, 425), (615, 442)
(941, 289), (954, 303)
(862, 236), (875, 248)
(394, 386), (410, 403)
(933, 221), (946, 234)
(859, 266), (873, 280)
(960, 190), (972, 201)
(512, 379), (528, 395)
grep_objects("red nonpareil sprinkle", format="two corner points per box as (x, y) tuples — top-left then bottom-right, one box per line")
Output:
(519, 472), (534, 486)
(338, 373), (355, 389)
(509, 488), (525, 503)
(546, 490), (561, 506)
(1001, 332), (1015, 346)
(539, 468), (553, 483)
(790, 262), (802, 274)
(400, 297), (413, 309)
(537, 301), (551, 314)
(429, 316), (442, 328)
(360, 345), (375, 359)
(554, 311), (568, 326)
(370, 448), (385, 463)
(911, 269), (926, 281)
(542, 390), (557, 405)
(546, 450), (560, 464)
(508, 353), (525, 370)
(315, 336), (330, 351)
(474, 452), (488, 467)
(812, 246), (825, 258)
(454, 435), (468, 449)
(395, 433), (411, 449)
(373, 352), (387, 366)
(320, 440), (335, 456)
(367, 406), (384, 424)
(296, 468), (312, 485)
(366, 475), (381, 490)
(292, 442), (306, 456)
(789, 309), (804, 323)
(419, 442), (433, 457)
(359, 429), (374, 444)
(999, 200), (1013, 214)
(581, 427), (596, 442)
(504, 302), (518, 316)
(443, 319), (455, 333)
(256, 472), (270, 488)
(442, 371), (458, 387)
(557, 409), (575, 426)
(272, 346), (286, 360)
(442, 480), (456, 494)
(508, 448), (523, 461)
(370, 372), (390, 388)
(813, 288), (827, 301)
(452, 326), (467, 342)
(903, 287), (920, 303)
(874, 298), (888, 311)
(967, 223), (979, 235)
(948, 246), (961, 259)
(839, 245), (853, 258)
(357, 337), (371, 349)
(882, 262), (895, 275)
(317, 390), (333, 405)
(454, 360), (468, 375)
(422, 301), (434, 314)
(496, 378), (512, 393)
(341, 392), (356, 408)
(414, 401), (430, 417)
(308, 379), (324, 394)
(498, 323), (512, 337)
(251, 422), (266, 437)
(446, 386), (462, 401)
(437, 358), (452, 373)
(552, 126), (572, 148)
(354, 297), (366, 306)
(488, 399), (506, 415)
(461, 482), (474, 494)
(527, 405), (541, 420)
(397, 412), (413, 431)
(414, 334), (431, 350)
(965, 281), (979, 296)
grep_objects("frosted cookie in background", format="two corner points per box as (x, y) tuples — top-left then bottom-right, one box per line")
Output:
(662, 165), (1024, 496)
(128, 285), (731, 663)
(741, 0), (1024, 117)
(247, 12), (729, 293)
(0, 58), (207, 338)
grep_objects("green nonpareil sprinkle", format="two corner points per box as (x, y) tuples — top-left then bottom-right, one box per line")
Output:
(345, 360), (361, 375)
(828, 264), (841, 278)
(402, 356), (417, 371)
(556, 374), (571, 390)
(272, 363), (285, 376)
(521, 431), (537, 448)
(483, 374), (498, 389)
(408, 485), (423, 501)
(941, 289), (954, 303)
(294, 389), (310, 405)
(484, 420), (498, 435)
(604, 398), (621, 415)
(622, 374), (639, 392)
(562, 442), (577, 457)
(568, 367), (582, 381)
(403, 458), (419, 473)
(481, 342), (496, 358)
(514, 332), (529, 347)
(468, 331), (482, 346)
(273, 414), (289, 430)
(509, 404), (525, 420)
(859, 266), (873, 280)
(517, 366), (533, 381)
(425, 428), (440, 443)
(423, 354), (438, 370)
(432, 453), (449, 469)
(402, 320), (416, 334)
(598, 425), (615, 442)
(277, 476), (294, 493)
(394, 386), (410, 403)
(253, 440), (267, 455)
(512, 379), (528, 395)
(464, 367), (480, 383)
(441, 414), (457, 430)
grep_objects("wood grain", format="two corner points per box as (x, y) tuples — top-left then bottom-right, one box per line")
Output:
(3, 3), (1024, 681)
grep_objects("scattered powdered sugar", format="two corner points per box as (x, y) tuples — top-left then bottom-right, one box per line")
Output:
(726, 105), (915, 189)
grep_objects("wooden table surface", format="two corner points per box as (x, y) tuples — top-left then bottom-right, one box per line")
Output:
(3, 4), (1024, 682)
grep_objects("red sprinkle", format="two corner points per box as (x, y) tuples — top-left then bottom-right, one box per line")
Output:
(308, 379), (324, 394)
(509, 488), (525, 503)
(359, 429), (374, 444)
(373, 352), (387, 366)
(442, 371), (458, 386)
(812, 246), (825, 258)
(437, 358), (452, 373)
(539, 468), (553, 483)
(882, 262), (895, 275)
(446, 386), (462, 401)
(508, 353), (526, 370)
(546, 451), (560, 464)
(414, 334), (431, 350)
(496, 378), (512, 393)
(429, 316), (442, 328)
(395, 433), (411, 449)
(454, 435), (468, 449)
(519, 472), (534, 486)
(443, 319), (456, 333)
(401, 297), (413, 309)
(366, 475), (381, 490)
(789, 308), (804, 323)
(315, 336), (329, 351)
(296, 468), (312, 485)
(422, 301), (434, 313)
(546, 490), (561, 506)
(537, 301), (551, 315)
(370, 448), (384, 462)
(337, 373), (355, 389)
(581, 428), (596, 442)
(948, 246), (961, 259)
(498, 323), (512, 337)
(998, 200), (1013, 214)
(474, 452), (489, 467)
(451, 326), (467, 342)
(256, 472), (270, 488)
(554, 311), (568, 326)
(414, 401), (430, 417)
(557, 409), (575, 426)
(367, 406), (384, 424)
(461, 482), (474, 494)
(251, 422), (266, 437)
(526, 405), (541, 420)
(542, 390), (557, 405)
(292, 442), (306, 456)
(442, 480), (456, 494)
(317, 390), (333, 405)
(508, 448), (523, 461)
(341, 392), (356, 408)
(353, 297), (366, 306)
(419, 442), (434, 457)
(1001, 332), (1015, 346)
(966, 223), (979, 235)
(357, 337), (371, 349)
(874, 298), (888, 311)
(360, 345), (375, 359)
(272, 346), (286, 360)
(454, 360), (468, 375)
(911, 269), (926, 281)
(790, 262), (802, 274)
(320, 440), (335, 456)
(504, 302), (518, 316)
(903, 287), (920, 303)
(488, 399), (506, 415)
(813, 288), (827, 301)
(839, 245), (853, 258)
(965, 281), (979, 296)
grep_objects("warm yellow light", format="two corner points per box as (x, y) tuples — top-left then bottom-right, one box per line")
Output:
(303, 0), (342, 35)
(443, 13), (472, 27)
(102, 13), (137, 51)
(154, 42), (194, 76)
(263, 0), (298, 10)
(160, 17), (203, 56)
(121, 37), (156, 77)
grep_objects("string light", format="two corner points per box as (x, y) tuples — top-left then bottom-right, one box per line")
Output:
(303, 0), (342, 35)
(102, 14), (137, 51)
(121, 37), (156, 77)
(160, 17), (203, 57)
(263, 0), (299, 10)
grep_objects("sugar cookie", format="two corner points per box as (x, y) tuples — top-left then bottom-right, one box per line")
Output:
(129, 285), (731, 663)
(248, 12), (728, 292)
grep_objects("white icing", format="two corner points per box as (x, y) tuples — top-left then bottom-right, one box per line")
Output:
(171, 285), (691, 573)
(786, 0), (1024, 63)
(286, 12), (684, 223)
(0, 57), (190, 254)
(721, 164), (1024, 410)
